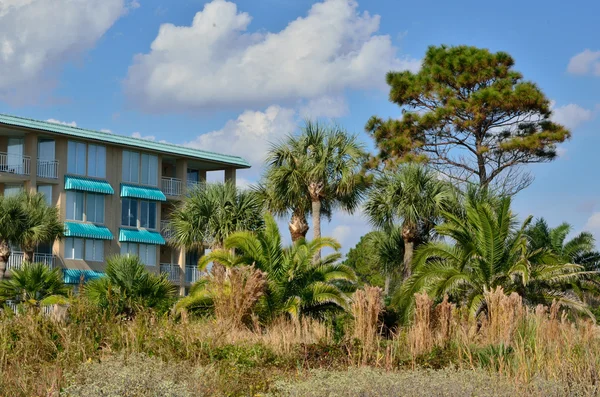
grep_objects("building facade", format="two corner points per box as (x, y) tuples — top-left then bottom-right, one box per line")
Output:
(0, 114), (250, 294)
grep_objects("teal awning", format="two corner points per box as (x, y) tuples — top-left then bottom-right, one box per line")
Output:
(63, 269), (105, 284)
(64, 222), (113, 240)
(65, 176), (114, 194)
(119, 228), (165, 245)
(120, 183), (166, 201)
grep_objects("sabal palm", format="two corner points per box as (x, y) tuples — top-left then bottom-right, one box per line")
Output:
(169, 182), (263, 250)
(0, 195), (26, 279)
(366, 227), (405, 296)
(16, 191), (63, 262)
(194, 214), (357, 321)
(0, 262), (68, 306)
(86, 255), (176, 316)
(399, 194), (590, 321)
(265, 120), (368, 246)
(365, 165), (454, 279)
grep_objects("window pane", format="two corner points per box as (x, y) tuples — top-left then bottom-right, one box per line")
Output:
(73, 238), (83, 259)
(130, 199), (138, 226)
(85, 240), (104, 262)
(85, 240), (94, 261)
(149, 155), (158, 186)
(121, 198), (129, 226)
(96, 195), (104, 223)
(130, 152), (139, 183)
(76, 192), (83, 220)
(141, 154), (149, 185)
(88, 145), (96, 177)
(149, 202), (156, 229)
(67, 141), (76, 174)
(140, 201), (148, 228)
(37, 185), (52, 206)
(66, 191), (83, 221)
(4, 185), (23, 197)
(96, 145), (106, 178)
(120, 243), (128, 256)
(76, 142), (86, 175)
(65, 238), (73, 259)
(147, 245), (156, 266)
(128, 243), (138, 256)
(122, 151), (130, 181)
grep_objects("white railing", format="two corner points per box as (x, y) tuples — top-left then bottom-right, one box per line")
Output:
(160, 220), (174, 240)
(160, 263), (180, 283)
(4, 301), (55, 316)
(7, 252), (56, 271)
(37, 159), (59, 179)
(0, 152), (30, 175)
(161, 177), (182, 197)
(185, 266), (202, 284)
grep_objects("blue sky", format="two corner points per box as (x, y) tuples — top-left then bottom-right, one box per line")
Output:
(0, 0), (599, 253)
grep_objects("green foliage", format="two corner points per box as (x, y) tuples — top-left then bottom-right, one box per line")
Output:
(169, 182), (264, 249)
(191, 213), (357, 321)
(85, 255), (177, 316)
(343, 232), (386, 288)
(15, 191), (63, 260)
(0, 194), (27, 259)
(0, 262), (68, 306)
(398, 192), (591, 321)
(264, 120), (368, 240)
(367, 45), (571, 194)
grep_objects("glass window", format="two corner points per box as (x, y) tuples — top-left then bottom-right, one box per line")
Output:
(139, 244), (156, 266)
(140, 201), (156, 229)
(88, 144), (106, 178)
(66, 191), (84, 221)
(120, 242), (138, 257)
(86, 194), (105, 223)
(4, 184), (23, 197)
(121, 198), (138, 227)
(67, 141), (86, 175)
(37, 185), (53, 206)
(141, 154), (158, 186)
(85, 239), (104, 262)
(65, 238), (83, 259)
(122, 150), (139, 183)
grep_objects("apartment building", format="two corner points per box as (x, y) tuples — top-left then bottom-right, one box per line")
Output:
(0, 114), (250, 294)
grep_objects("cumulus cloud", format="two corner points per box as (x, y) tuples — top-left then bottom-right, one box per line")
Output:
(46, 118), (77, 127)
(551, 102), (596, 130)
(100, 128), (113, 133)
(0, 0), (126, 103)
(125, 0), (420, 112)
(567, 49), (600, 76)
(299, 96), (349, 119)
(185, 105), (297, 173)
(132, 132), (156, 141)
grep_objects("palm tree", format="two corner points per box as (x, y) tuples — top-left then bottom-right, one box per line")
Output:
(368, 227), (405, 296)
(265, 120), (368, 249)
(86, 255), (176, 316)
(182, 214), (356, 321)
(0, 262), (68, 307)
(169, 182), (263, 251)
(398, 194), (591, 321)
(16, 191), (63, 262)
(0, 195), (26, 280)
(365, 165), (454, 279)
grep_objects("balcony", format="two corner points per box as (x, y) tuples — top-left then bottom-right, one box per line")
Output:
(160, 263), (180, 283)
(160, 220), (174, 240)
(161, 177), (182, 197)
(185, 266), (202, 284)
(0, 152), (30, 176)
(7, 252), (56, 271)
(37, 159), (59, 179)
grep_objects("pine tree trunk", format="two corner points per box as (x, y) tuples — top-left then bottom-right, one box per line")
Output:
(289, 210), (309, 243)
(403, 240), (414, 280)
(0, 240), (10, 280)
(312, 199), (322, 261)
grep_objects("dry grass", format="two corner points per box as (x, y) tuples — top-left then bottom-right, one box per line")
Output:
(351, 286), (383, 365)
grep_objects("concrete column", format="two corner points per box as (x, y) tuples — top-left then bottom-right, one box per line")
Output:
(24, 132), (37, 193)
(224, 167), (236, 185)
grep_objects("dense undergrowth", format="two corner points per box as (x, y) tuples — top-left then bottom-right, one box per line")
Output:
(1, 287), (600, 396)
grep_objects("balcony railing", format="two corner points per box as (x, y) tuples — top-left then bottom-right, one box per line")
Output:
(7, 252), (56, 271)
(160, 263), (180, 283)
(160, 220), (174, 240)
(185, 266), (202, 284)
(161, 177), (182, 197)
(37, 159), (59, 179)
(0, 152), (30, 176)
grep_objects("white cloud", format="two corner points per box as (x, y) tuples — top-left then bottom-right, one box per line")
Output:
(551, 102), (595, 130)
(132, 132), (156, 141)
(299, 96), (349, 119)
(567, 49), (600, 76)
(0, 0), (126, 103)
(185, 105), (297, 173)
(125, 0), (420, 112)
(555, 146), (568, 158)
(585, 212), (600, 234)
(100, 128), (112, 133)
(46, 118), (77, 127)
(332, 225), (352, 246)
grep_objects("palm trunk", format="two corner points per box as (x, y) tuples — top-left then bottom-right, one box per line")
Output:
(0, 240), (10, 280)
(24, 250), (34, 263)
(312, 199), (322, 261)
(384, 274), (391, 296)
(403, 240), (414, 280)
(289, 210), (309, 243)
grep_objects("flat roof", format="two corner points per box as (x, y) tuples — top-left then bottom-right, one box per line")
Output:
(0, 113), (250, 168)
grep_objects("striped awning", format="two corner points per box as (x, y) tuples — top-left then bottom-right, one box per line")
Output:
(64, 222), (113, 240)
(63, 269), (105, 284)
(65, 176), (114, 194)
(119, 228), (165, 245)
(120, 183), (166, 201)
